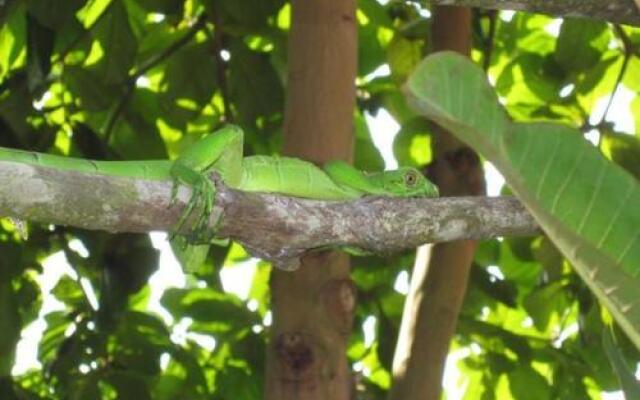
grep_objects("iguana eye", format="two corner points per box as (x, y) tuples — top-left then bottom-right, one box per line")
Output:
(404, 171), (417, 186)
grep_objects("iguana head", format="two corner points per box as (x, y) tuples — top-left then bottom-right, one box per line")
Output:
(377, 168), (439, 198)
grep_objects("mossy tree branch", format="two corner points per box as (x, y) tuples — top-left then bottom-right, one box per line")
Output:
(0, 161), (539, 268)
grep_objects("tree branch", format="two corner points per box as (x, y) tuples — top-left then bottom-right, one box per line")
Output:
(432, 0), (640, 26)
(0, 161), (539, 268)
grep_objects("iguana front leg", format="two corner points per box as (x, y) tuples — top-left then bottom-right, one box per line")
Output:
(169, 125), (244, 241)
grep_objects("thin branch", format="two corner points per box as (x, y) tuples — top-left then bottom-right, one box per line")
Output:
(210, 11), (234, 123)
(598, 25), (631, 128)
(482, 10), (498, 72)
(133, 14), (208, 79)
(431, 0), (640, 26)
(0, 160), (540, 270)
(102, 14), (208, 143)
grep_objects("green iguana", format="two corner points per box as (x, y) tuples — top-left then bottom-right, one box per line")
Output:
(1, 125), (439, 269)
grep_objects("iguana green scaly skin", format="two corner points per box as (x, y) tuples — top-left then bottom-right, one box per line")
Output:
(1, 125), (439, 268)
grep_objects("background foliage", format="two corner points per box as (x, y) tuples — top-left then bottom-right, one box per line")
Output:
(0, 0), (639, 398)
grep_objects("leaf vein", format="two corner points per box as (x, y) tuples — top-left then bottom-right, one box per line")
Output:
(596, 183), (633, 249)
(535, 132), (560, 198)
(576, 165), (607, 235)
(550, 143), (586, 214)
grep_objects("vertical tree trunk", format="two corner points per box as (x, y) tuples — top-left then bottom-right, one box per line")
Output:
(264, 1), (357, 399)
(388, 6), (485, 400)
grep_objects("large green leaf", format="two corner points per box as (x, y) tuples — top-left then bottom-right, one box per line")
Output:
(405, 52), (640, 348)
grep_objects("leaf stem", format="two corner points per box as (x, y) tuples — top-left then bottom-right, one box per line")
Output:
(598, 25), (631, 127)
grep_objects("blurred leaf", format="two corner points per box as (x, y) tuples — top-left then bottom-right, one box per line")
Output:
(496, 53), (560, 106)
(229, 40), (284, 126)
(506, 236), (535, 262)
(623, 56), (640, 92)
(603, 328), (640, 400)
(532, 236), (564, 281)
(0, 282), (20, 375)
(471, 265), (518, 308)
(393, 117), (432, 167)
(159, 42), (217, 126)
(556, 19), (609, 73)
(105, 371), (152, 400)
(38, 311), (73, 364)
(600, 130), (640, 180)
(69, 122), (110, 159)
(387, 34), (422, 81)
(376, 312), (396, 371)
(523, 281), (567, 331)
(575, 51), (621, 115)
(130, 0), (184, 15)
(51, 276), (87, 309)
(358, 23), (385, 77)
(218, 0), (283, 29)
(474, 239), (501, 267)
(161, 288), (256, 332)
(25, 14), (54, 93)
(92, 0), (137, 84)
(63, 65), (120, 111)
(358, 0), (392, 28)
(508, 365), (551, 400)
(216, 365), (261, 400)
(77, 0), (114, 28)
(27, 0), (85, 29)
(170, 238), (210, 276)
(0, 2), (27, 78)
(354, 111), (384, 171)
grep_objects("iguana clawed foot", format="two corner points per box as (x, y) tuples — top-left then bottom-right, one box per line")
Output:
(168, 165), (217, 242)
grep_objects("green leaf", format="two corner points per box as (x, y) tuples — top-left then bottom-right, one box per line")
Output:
(358, 0), (392, 28)
(405, 52), (640, 349)
(495, 53), (560, 106)
(229, 40), (284, 126)
(600, 130), (640, 180)
(25, 13), (54, 93)
(161, 288), (256, 331)
(392, 117), (433, 167)
(169, 237), (210, 275)
(387, 34), (422, 81)
(129, 0), (183, 15)
(358, 23), (385, 77)
(51, 276), (87, 309)
(523, 281), (567, 332)
(92, 0), (137, 84)
(0, 2), (27, 78)
(623, 56), (640, 92)
(354, 111), (384, 171)
(63, 65), (119, 111)
(508, 365), (551, 400)
(555, 19), (609, 73)
(160, 42), (217, 121)
(27, 0), (85, 29)
(218, 0), (283, 29)
(0, 282), (20, 375)
(77, 0), (114, 28)
(575, 51), (621, 115)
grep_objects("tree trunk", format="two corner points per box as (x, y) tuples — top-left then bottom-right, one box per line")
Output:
(389, 6), (486, 400)
(264, 0), (357, 399)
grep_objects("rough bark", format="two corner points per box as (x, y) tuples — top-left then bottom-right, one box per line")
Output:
(389, 6), (481, 400)
(0, 161), (538, 269)
(264, 0), (357, 399)
(432, 0), (640, 26)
